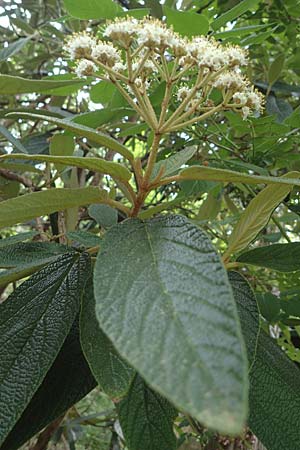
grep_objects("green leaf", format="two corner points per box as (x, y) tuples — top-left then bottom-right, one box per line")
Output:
(213, 23), (272, 40)
(256, 292), (281, 322)
(88, 204), (118, 228)
(66, 231), (101, 248)
(49, 133), (75, 172)
(237, 243), (300, 272)
(6, 112), (133, 161)
(0, 252), (90, 445)
(0, 242), (71, 286)
(0, 75), (85, 95)
(0, 154), (131, 182)
(0, 187), (108, 229)
(0, 320), (96, 450)
(151, 146), (197, 181)
(0, 231), (38, 248)
(63, 0), (122, 19)
(90, 81), (119, 105)
(211, 0), (260, 31)
(0, 37), (31, 61)
(164, 6), (209, 37)
(224, 175), (296, 258)
(118, 375), (177, 450)
(268, 54), (285, 87)
(179, 165), (300, 187)
(94, 215), (248, 434)
(266, 95), (293, 123)
(229, 271), (300, 450)
(80, 279), (135, 398)
(0, 124), (28, 153)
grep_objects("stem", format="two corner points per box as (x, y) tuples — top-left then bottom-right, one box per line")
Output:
(104, 198), (130, 216)
(143, 132), (161, 186)
(165, 104), (223, 132)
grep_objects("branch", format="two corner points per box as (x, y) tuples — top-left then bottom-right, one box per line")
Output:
(0, 168), (34, 188)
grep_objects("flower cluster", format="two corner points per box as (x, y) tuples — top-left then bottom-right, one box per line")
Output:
(64, 17), (264, 130)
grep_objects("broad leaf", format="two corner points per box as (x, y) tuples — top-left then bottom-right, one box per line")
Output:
(67, 231), (101, 248)
(0, 75), (85, 95)
(164, 6), (209, 37)
(0, 242), (71, 286)
(229, 272), (300, 450)
(6, 113), (133, 161)
(80, 279), (135, 398)
(94, 214), (248, 434)
(0, 320), (96, 450)
(151, 146), (197, 180)
(0, 252), (90, 445)
(0, 187), (108, 229)
(237, 243), (300, 272)
(211, 0), (260, 31)
(0, 154), (131, 182)
(88, 204), (118, 228)
(179, 165), (300, 187)
(63, 0), (122, 19)
(224, 176), (296, 258)
(268, 54), (285, 87)
(118, 375), (177, 450)
(0, 231), (38, 247)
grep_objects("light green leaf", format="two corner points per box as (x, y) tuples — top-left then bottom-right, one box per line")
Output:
(88, 204), (118, 228)
(268, 54), (285, 87)
(237, 243), (300, 272)
(6, 112), (133, 161)
(0, 153), (131, 182)
(164, 6), (209, 37)
(0, 75), (85, 95)
(94, 215), (248, 434)
(151, 146), (197, 180)
(0, 187), (108, 229)
(63, 0), (122, 19)
(211, 0), (260, 31)
(179, 165), (300, 187)
(80, 279), (135, 398)
(0, 252), (90, 445)
(118, 375), (177, 450)
(229, 272), (300, 450)
(224, 174), (298, 258)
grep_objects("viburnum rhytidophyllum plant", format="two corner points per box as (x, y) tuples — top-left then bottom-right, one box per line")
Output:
(1, 16), (300, 450)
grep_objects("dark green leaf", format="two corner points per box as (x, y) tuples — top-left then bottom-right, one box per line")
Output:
(237, 243), (300, 272)
(88, 204), (118, 228)
(80, 279), (135, 398)
(94, 215), (248, 434)
(229, 271), (300, 450)
(211, 0), (259, 31)
(0, 320), (96, 450)
(118, 375), (177, 450)
(67, 231), (101, 248)
(0, 125), (27, 153)
(0, 252), (91, 445)
(256, 292), (281, 322)
(266, 95), (293, 123)
(0, 232), (38, 248)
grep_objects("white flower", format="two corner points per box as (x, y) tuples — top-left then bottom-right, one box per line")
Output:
(200, 46), (229, 71)
(91, 42), (121, 67)
(166, 34), (187, 57)
(177, 86), (191, 101)
(233, 92), (247, 105)
(242, 106), (251, 120)
(103, 18), (138, 47)
(64, 32), (96, 60)
(75, 59), (97, 77)
(213, 72), (246, 91)
(226, 46), (248, 67)
(112, 62), (126, 73)
(246, 90), (263, 111)
(137, 19), (170, 49)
